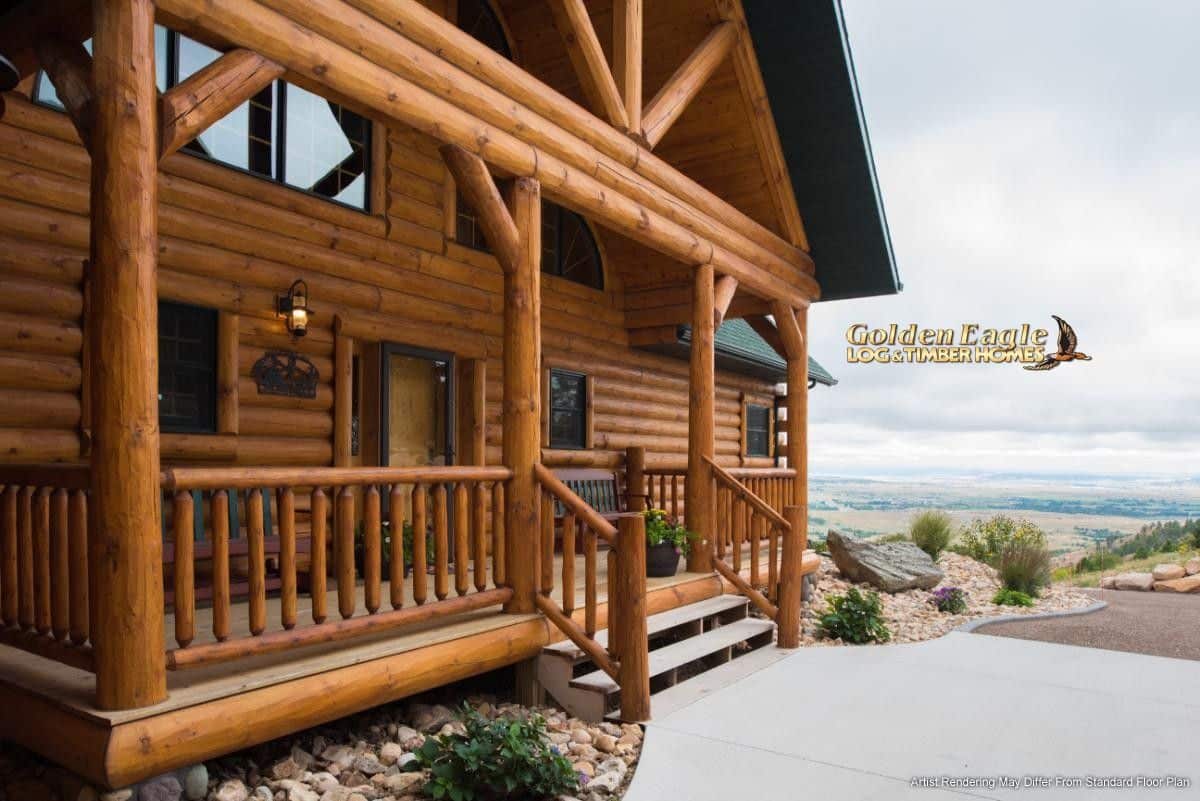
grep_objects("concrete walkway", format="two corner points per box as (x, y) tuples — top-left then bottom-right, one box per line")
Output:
(624, 632), (1199, 800)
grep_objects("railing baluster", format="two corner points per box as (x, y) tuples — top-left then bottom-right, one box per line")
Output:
(491, 481), (505, 588)
(671, 475), (679, 518)
(17, 486), (33, 630)
(584, 528), (597, 637)
(278, 487), (297, 630)
(310, 487), (328, 624)
(389, 484), (405, 609)
(433, 483), (449, 601)
(173, 490), (195, 648)
(33, 488), (50, 635)
(472, 482), (487, 592)
(247, 489), (266, 636)
(1, 485), (16, 627)
(68, 489), (88, 645)
(211, 490), (231, 642)
(336, 486), (356, 619)
(412, 484), (428, 604)
(750, 512), (762, 588)
(540, 490), (554, 596)
(364, 484), (382, 614)
(454, 482), (469, 597)
(768, 521), (779, 603)
(49, 489), (69, 641)
(561, 514), (576, 615)
(659, 475), (666, 511)
(715, 487), (727, 560)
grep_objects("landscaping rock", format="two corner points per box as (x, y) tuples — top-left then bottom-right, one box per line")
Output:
(181, 765), (208, 801)
(1114, 572), (1156, 591)
(1153, 574), (1200, 594)
(1151, 563), (1186, 582)
(408, 704), (454, 734)
(377, 743), (404, 766)
(1186, 558), (1200, 576)
(826, 530), (943, 592)
(1098, 576), (1117, 589)
(213, 781), (249, 801)
(138, 775), (182, 801)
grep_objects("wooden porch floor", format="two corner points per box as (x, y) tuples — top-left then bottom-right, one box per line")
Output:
(0, 554), (711, 726)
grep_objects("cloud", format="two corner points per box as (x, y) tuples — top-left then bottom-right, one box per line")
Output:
(809, 0), (1200, 476)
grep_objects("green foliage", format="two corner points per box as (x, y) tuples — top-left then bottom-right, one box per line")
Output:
(909, 510), (953, 559)
(409, 705), (580, 801)
(1134, 546), (1150, 560)
(997, 539), (1051, 596)
(643, 509), (697, 557)
(952, 515), (1046, 565)
(1114, 518), (1200, 558)
(818, 587), (891, 644)
(1075, 550), (1120, 573)
(992, 588), (1035, 607)
(876, 533), (909, 543)
(811, 536), (829, 555)
(929, 586), (968, 614)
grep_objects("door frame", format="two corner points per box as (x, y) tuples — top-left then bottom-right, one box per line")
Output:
(378, 342), (456, 468)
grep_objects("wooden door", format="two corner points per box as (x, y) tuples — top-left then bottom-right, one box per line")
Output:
(381, 345), (453, 468)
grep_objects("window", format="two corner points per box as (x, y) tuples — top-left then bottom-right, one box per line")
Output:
(457, 0), (512, 59)
(746, 403), (772, 458)
(455, 190), (492, 252)
(34, 28), (372, 211)
(158, 301), (218, 433)
(549, 369), (588, 450)
(542, 202), (604, 290)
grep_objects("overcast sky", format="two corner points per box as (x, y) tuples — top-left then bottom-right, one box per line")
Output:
(807, 0), (1200, 479)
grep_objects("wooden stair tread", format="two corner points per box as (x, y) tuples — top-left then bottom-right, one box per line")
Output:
(638, 645), (794, 720)
(542, 594), (750, 661)
(569, 617), (775, 694)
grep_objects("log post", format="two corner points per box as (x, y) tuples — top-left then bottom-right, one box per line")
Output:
(777, 505), (804, 648)
(502, 178), (541, 613)
(686, 263), (715, 572)
(88, 0), (167, 710)
(775, 304), (808, 510)
(625, 446), (645, 513)
(614, 513), (650, 721)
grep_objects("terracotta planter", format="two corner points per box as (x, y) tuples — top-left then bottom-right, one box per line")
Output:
(646, 542), (681, 577)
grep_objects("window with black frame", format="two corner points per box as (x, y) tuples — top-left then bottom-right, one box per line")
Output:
(549, 369), (588, 450)
(746, 403), (772, 458)
(542, 202), (604, 290)
(33, 27), (372, 211)
(158, 301), (218, 433)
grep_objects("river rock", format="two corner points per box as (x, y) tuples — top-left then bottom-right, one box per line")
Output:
(826, 531), (943, 592)
(213, 781), (249, 801)
(138, 775), (182, 801)
(1152, 563), (1186, 581)
(181, 765), (208, 801)
(1153, 574), (1200, 593)
(1114, 572), (1155, 591)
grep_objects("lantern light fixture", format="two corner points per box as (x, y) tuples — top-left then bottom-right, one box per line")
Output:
(277, 279), (311, 337)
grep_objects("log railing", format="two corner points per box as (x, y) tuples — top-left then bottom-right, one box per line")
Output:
(705, 457), (804, 648)
(534, 463), (650, 720)
(643, 466), (686, 520)
(160, 465), (513, 670)
(0, 466), (94, 672)
(643, 465), (795, 524)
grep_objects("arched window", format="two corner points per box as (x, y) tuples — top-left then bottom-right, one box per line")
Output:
(542, 203), (604, 290)
(457, 0), (512, 59)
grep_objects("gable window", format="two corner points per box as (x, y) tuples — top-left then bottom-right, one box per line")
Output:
(34, 28), (372, 211)
(457, 0), (512, 59)
(158, 301), (218, 433)
(745, 403), (772, 458)
(549, 369), (588, 450)
(542, 203), (604, 290)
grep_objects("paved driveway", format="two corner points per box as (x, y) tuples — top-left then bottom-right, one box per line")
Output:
(625, 632), (1199, 800)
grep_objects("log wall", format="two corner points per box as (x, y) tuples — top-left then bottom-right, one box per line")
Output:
(0, 74), (776, 470)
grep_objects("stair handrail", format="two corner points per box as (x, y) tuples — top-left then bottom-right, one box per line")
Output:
(534, 464), (617, 542)
(704, 456), (790, 532)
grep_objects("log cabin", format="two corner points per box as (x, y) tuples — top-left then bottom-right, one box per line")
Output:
(0, 0), (898, 789)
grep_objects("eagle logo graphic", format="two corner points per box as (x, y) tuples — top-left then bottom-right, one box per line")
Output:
(1024, 316), (1092, 371)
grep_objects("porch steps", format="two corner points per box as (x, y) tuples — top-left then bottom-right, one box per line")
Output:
(537, 594), (776, 722)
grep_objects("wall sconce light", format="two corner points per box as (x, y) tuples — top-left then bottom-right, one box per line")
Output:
(276, 279), (311, 338)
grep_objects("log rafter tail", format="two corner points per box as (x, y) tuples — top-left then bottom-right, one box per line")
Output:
(712, 275), (739, 328)
(31, 38), (95, 151)
(549, 0), (630, 131)
(641, 22), (738, 149)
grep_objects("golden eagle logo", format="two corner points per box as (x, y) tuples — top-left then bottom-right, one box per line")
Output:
(1024, 316), (1092, 371)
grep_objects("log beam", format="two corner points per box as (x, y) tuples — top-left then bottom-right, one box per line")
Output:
(159, 48), (285, 159)
(88, 0), (168, 711)
(770, 301), (804, 362)
(712, 275), (739, 328)
(440, 144), (520, 274)
(612, 0), (643, 136)
(745, 314), (787, 362)
(31, 38), (95, 151)
(548, 0), (630, 131)
(0, 0), (92, 81)
(502, 178), (542, 613)
(641, 23), (737, 149)
(686, 263), (715, 573)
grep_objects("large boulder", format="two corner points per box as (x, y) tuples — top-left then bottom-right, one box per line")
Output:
(1152, 563), (1186, 582)
(1185, 558), (1200, 576)
(826, 531), (943, 592)
(1098, 576), (1117, 589)
(1153, 574), (1200, 594)
(1113, 572), (1155, 591)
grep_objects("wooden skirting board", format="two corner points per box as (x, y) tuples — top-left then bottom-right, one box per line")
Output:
(0, 571), (724, 789)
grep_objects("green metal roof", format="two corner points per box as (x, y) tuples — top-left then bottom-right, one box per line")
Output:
(669, 319), (837, 387)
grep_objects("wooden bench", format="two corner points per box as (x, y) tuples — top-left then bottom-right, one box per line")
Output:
(551, 468), (643, 552)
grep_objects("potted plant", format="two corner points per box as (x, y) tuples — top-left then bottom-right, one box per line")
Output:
(643, 508), (697, 577)
(355, 520), (438, 578)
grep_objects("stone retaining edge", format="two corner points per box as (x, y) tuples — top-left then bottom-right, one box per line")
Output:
(955, 600), (1108, 634)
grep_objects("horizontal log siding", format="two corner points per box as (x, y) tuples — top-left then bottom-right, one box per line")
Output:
(0, 89), (774, 468)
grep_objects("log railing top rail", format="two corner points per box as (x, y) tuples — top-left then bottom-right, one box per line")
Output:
(704, 456), (790, 532)
(643, 466), (795, 479)
(533, 463), (617, 542)
(162, 465), (513, 491)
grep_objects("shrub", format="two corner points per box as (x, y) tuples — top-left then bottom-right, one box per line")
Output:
(408, 705), (580, 801)
(818, 587), (891, 644)
(992, 588), (1034, 607)
(929, 586), (968, 614)
(811, 536), (829, 555)
(643, 508), (697, 557)
(1075, 551), (1120, 573)
(952, 515), (1046, 565)
(877, 532), (909, 544)
(1134, 546), (1150, 560)
(909, 510), (953, 559)
(997, 539), (1051, 596)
